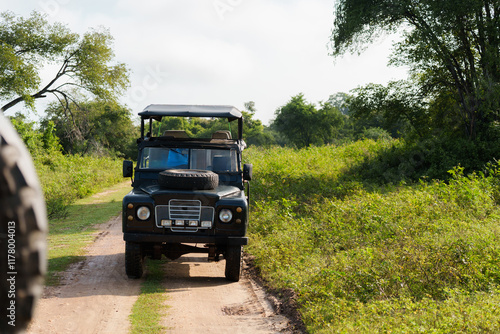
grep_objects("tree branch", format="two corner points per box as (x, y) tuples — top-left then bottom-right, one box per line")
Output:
(1, 54), (74, 112)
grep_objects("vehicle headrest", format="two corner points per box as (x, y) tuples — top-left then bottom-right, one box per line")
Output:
(163, 130), (189, 138)
(211, 130), (232, 140)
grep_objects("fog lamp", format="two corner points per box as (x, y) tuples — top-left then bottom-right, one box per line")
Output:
(201, 221), (212, 228)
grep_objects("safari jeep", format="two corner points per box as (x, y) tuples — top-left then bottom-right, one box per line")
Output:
(122, 104), (252, 282)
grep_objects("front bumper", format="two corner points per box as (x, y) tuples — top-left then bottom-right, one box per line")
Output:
(123, 232), (248, 245)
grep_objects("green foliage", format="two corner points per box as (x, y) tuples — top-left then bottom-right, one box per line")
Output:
(272, 93), (345, 148)
(10, 114), (124, 217)
(349, 136), (500, 183)
(42, 100), (138, 158)
(347, 81), (430, 138)
(245, 141), (383, 202)
(157, 116), (237, 139)
(360, 127), (392, 141)
(0, 11), (76, 107)
(326, 92), (350, 115)
(150, 101), (276, 146)
(36, 153), (123, 218)
(9, 113), (62, 156)
(331, 0), (500, 140)
(246, 142), (500, 332)
(0, 11), (129, 112)
(46, 182), (131, 285)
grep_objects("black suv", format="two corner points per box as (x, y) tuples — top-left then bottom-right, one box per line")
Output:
(122, 104), (252, 281)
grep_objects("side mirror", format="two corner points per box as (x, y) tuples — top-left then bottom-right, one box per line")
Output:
(243, 163), (253, 181)
(123, 160), (134, 178)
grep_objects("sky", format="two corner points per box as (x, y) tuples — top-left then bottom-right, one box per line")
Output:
(1, 0), (408, 125)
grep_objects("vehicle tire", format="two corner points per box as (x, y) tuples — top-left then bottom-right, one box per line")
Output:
(158, 169), (219, 190)
(125, 242), (144, 279)
(0, 114), (47, 332)
(224, 245), (242, 282)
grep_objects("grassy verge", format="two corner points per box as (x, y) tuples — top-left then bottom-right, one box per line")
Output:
(46, 181), (131, 285)
(129, 259), (169, 334)
(35, 153), (123, 218)
(245, 142), (500, 333)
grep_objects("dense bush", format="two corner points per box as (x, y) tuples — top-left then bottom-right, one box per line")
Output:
(245, 141), (500, 332)
(344, 136), (500, 183)
(10, 115), (123, 218)
(34, 153), (122, 218)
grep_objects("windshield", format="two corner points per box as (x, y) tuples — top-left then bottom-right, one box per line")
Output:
(140, 147), (238, 172)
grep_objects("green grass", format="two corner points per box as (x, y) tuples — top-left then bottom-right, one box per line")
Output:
(34, 152), (124, 218)
(129, 259), (169, 334)
(245, 141), (500, 333)
(46, 181), (132, 285)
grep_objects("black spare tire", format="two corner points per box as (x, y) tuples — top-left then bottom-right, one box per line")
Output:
(158, 169), (219, 190)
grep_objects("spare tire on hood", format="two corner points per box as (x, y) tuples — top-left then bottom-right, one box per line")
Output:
(158, 169), (219, 190)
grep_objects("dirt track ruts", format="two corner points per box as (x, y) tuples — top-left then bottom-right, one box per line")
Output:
(27, 214), (295, 333)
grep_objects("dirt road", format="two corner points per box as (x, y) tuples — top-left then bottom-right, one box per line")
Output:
(27, 215), (296, 333)
(160, 256), (291, 333)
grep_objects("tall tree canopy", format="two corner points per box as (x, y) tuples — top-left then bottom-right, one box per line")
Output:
(42, 100), (137, 158)
(348, 81), (430, 138)
(273, 94), (345, 148)
(331, 0), (500, 139)
(0, 11), (129, 113)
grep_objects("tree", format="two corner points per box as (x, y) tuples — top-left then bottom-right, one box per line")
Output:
(241, 101), (275, 146)
(331, 0), (500, 139)
(42, 100), (138, 158)
(149, 101), (275, 146)
(9, 113), (62, 156)
(327, 92), (350, 115)
(273, 94), (344, 148)
(347, 81), (431, 138)
(0, 11), (129, 113)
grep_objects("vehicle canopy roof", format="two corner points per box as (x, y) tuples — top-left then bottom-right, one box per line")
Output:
(139, 104), (242, 121)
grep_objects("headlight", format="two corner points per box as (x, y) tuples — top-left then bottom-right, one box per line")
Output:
(219, 209), (233, 223)
(137, 206), (150, 220)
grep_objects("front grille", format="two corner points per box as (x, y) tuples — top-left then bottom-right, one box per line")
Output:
(169, 199), (201, 220)
(155, 199), (214, 232)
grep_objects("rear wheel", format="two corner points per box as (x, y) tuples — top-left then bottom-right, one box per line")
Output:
(225, 245), (242, 282)
(125, 242), (144, 279)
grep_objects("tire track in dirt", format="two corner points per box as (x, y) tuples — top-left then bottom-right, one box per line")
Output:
(27, 214), (299, 333)
(160, 256), (293, 333)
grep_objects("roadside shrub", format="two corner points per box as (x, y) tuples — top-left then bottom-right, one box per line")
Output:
(246, 142), (500, 332)
(34, 152), (122, 218)
(10, 114), (124, 218)
(350, 136), (500, 183)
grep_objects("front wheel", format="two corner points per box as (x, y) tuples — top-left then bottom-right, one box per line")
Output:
(125, 242), (144, 279)
(225, 245), (242, 282)
(0, 114), (47, 331)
